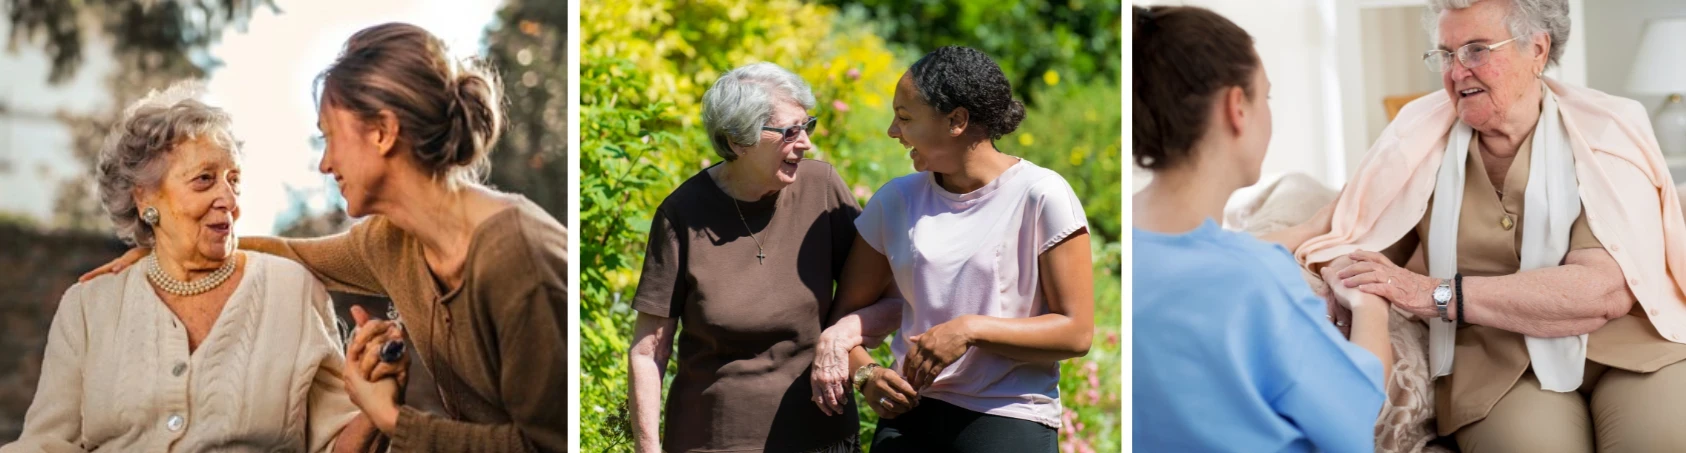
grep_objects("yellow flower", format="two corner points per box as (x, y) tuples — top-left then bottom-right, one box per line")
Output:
(1044, 70), (1060, 86)
(1019, 133), (1035, 147)
(1069, 147), (1088, 166)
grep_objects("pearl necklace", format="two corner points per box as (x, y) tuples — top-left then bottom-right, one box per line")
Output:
(144, 253), (237, 296)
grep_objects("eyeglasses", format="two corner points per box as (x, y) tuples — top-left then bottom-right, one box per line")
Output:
(761, 116), (817, 143)
(1422, 36), (1521, 73)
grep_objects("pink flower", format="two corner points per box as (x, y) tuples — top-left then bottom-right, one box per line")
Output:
(846, 67), (861, 80)
(832, 99), (849, 112)
(853, 185), (871, 199)
(1106, 331), (1118, 347)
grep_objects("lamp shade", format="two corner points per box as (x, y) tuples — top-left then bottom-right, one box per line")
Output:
(1629, 18), (1686, 95)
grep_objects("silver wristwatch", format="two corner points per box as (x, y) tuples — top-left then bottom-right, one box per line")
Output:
(1433, 279), (1453, 321)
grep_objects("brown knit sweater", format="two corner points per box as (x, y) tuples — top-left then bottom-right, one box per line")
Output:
(246, 197), (568, 453)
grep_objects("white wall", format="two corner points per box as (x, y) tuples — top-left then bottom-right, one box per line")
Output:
(1583, 0), (1686, 115)
(1333, 0), (1587, 183)
(1132, 0), (1345, 190)
(1360, 6), (1440, 147)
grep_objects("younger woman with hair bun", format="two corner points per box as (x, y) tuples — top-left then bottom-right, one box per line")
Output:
(811, 45), (1095, 453)
(1130, 5), (1390, 452)
(84, 22), (569, 452)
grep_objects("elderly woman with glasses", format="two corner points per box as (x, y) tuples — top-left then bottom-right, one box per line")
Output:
(1285, 0), (1686, 450)
(625, 62), (885, 453)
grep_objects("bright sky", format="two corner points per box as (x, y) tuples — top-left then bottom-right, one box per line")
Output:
(206, 0), (501, 237)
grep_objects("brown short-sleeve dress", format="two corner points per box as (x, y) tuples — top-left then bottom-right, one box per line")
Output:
(632, 161), (863, 453)
(1385, 131), (1686, 435)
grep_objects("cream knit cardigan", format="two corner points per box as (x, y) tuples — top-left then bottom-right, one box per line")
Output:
(0, 253), (359, 452)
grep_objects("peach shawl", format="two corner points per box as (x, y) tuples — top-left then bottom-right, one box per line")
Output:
(1295, 79), (1686, 356)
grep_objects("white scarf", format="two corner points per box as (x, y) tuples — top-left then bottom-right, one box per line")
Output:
(1427, 85), (1587, 392)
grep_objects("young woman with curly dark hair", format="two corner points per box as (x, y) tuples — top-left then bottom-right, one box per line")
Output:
(808, 45), (1095, 453)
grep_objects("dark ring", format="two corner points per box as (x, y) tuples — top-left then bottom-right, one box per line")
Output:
(378, 340), (406, 363)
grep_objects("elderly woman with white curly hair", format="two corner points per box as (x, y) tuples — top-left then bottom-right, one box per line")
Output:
(0, 83), (396, 453)
(1284, 0), (1686, 450)
(625, 62), (890, 453)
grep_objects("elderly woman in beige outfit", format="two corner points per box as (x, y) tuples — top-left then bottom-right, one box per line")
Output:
(0, 83), (402, 452)
(1284, 0), (1686, 451)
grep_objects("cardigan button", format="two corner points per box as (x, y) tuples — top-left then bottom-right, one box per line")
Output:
(1630, 278), (1641, 286)
(166, 414), (185, 432)
(1610, 244), (1622, 252)
(172, 362), (186, 377)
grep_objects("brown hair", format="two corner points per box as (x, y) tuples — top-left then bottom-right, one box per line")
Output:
(317, 22), (503, 183)
(1132, 6), (1260, 171)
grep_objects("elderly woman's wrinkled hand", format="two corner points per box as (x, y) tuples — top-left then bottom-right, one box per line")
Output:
(1339, 250), (1437, 318)
(809, 327), (853, 416)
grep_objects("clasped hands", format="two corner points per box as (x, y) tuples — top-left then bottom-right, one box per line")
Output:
(1321, 251), (1440, 330)
(809, 316), (979, 419)
(342, 305), (411, 434)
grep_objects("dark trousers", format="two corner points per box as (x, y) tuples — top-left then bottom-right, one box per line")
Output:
(870, 398), (1057, 453)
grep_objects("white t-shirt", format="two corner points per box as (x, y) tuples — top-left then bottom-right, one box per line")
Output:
(855, 158), (1088, 428)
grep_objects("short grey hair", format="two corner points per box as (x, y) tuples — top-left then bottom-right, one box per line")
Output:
(701, 62), (816, 161)
(1425, 0), (1570, 67)
(96, 82), (241, 247)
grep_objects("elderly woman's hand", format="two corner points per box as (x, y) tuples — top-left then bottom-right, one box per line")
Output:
(810, 327), (854, 416)
(79, 247), (150, 282)
(1338, 251), (1438, 318)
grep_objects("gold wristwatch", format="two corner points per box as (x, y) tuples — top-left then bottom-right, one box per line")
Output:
(852, 363), (883, 393)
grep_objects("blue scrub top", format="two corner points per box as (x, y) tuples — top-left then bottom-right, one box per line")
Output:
(1133, 219), (1385, 453)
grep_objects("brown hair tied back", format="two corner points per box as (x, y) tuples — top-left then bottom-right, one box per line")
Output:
(318, 22), (505, 183)
(1132, 6), (1259, 171)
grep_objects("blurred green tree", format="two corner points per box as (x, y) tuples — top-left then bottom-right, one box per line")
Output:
(5, 0), (274, 233)
(821, 0), (1121, 104)
(482, 0), (569, 217)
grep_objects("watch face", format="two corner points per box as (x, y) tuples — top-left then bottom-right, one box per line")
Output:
(1433, 286), (1452, 303)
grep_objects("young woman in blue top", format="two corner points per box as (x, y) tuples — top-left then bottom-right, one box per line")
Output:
(1130, 5), (1396, 452)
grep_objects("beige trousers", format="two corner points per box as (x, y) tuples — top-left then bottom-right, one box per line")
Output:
(1454, 360), (1686, 452)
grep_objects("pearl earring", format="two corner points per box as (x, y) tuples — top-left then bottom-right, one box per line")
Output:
(141, 207), (160, 226)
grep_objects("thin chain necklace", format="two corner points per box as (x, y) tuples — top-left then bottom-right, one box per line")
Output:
(144, 253), (237, 296)
(732, 198), (767, 265)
